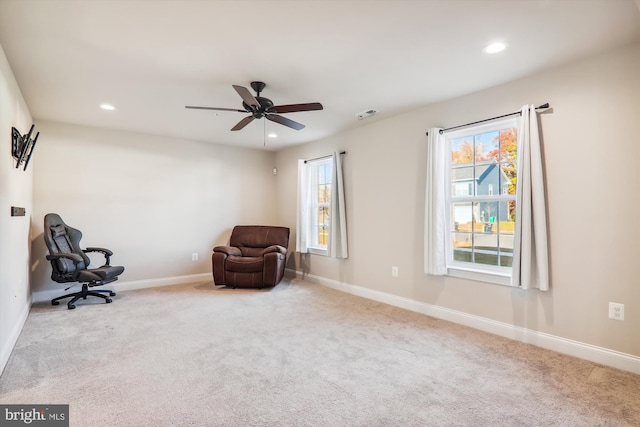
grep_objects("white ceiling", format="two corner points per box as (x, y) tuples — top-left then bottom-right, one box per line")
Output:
(1, 0), (639, 151)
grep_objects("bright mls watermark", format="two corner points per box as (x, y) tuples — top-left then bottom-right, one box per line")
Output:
(1, 405), (68, 426)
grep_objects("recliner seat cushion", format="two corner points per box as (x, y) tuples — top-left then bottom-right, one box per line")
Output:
(225, 256), (263, 273)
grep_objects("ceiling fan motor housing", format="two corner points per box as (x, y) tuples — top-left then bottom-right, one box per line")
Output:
(244, 96), (274, 118)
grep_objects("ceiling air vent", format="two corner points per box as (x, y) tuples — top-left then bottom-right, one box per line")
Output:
(356, 109), (378, 120)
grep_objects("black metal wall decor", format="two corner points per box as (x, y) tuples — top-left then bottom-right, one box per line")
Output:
(11, 124), (39, 171)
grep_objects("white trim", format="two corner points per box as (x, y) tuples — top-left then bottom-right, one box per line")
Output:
(287, 269), (640, 375)
(0, 296), (31, 376)
(447, 266), (511, 286)
(308, 247), (329, 257)
(31, 273), (211, 304)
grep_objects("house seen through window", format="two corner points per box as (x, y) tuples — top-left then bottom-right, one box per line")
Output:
(447, 118), (517, 275)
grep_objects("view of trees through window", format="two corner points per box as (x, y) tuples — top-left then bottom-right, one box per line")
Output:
(449, 122), (517, 268)
(311, 160), (332, 249)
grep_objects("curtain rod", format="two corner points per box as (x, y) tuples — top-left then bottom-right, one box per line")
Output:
(304, 151), (346, 164)
(426, 103), (550, 136)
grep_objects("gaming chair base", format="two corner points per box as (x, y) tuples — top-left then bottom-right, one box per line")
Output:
(51, 283), (116, 310)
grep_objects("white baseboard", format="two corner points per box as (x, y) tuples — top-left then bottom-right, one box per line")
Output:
(0, 296), (31, 377)
(31, 273), (212, 304)
(288, 269), (640, 375)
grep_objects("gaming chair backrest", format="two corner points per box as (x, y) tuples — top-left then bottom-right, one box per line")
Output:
(44, 213), (90, 274)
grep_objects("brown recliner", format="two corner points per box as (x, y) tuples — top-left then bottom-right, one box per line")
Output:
(212, 225), (290, 288)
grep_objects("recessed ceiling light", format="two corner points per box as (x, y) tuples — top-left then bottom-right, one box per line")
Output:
(483, 42), (507, 54)
(267, 133), (278, 138)
(100, 103), (116, 111)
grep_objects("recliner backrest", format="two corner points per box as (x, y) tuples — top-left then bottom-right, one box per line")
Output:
(44, 213), (89, 273)
(229, 225), (290, 255)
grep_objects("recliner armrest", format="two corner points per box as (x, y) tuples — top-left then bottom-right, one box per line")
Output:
(260, 245), (288, 256)
(213, 246), (242, 257)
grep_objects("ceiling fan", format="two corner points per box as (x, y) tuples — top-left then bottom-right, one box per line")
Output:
(185, 81), (323, 131)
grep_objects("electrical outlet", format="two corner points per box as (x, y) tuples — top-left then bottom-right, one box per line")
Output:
(391, 266), (399, 277)
(192, 253), (198, 261)
(608, 302), (624, 321)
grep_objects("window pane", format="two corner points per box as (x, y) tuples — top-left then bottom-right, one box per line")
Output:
(318, 206), (329, 227)
(475, 131), (498, 162)
(451, 166), (474, 196)
(475, 162), (498, 196)
(477, 201), (498, 228)
(498, 128), (517, 163)
(318, 184), (330, 203)
(451, 202), (473, 230)
(453, 245), (472, 262)
(452, 232), (472, 262)
(499, 201), (515, 231)
(498, 201), (514, 266)
(451, 137), (474, 165)
(318, 163), (332, 185)
(473, 233), (499, 266)
(475, 199), (496, 267)
(499, 243), (514, 267)
(317, 206), (329, 246)
(500, 162), (516, 195)
(318, 226), (328, 246)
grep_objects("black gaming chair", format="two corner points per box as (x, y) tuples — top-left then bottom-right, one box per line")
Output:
(43, 213), (125, 309)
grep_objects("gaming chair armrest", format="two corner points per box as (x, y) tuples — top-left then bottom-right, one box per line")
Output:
(46, 253), (84, 266)
(84, 247), (113, 265)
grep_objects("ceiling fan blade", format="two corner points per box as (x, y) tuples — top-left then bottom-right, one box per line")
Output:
(185, 106), (246, 112)
(266, 114), (305, 130)
(272, 102), (323, 114)
(233, 85), (260, 109)
(231, 116), (255, 131)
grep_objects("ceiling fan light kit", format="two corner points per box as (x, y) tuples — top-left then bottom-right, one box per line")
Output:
(186, 81), (323, 132)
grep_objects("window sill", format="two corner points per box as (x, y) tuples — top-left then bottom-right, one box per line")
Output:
(308, 247), (329, 257)
(447, 266), (512, 287)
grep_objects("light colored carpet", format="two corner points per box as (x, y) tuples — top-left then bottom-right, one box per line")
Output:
(1, 279), (639, 426)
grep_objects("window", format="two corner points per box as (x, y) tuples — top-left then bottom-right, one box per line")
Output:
(446, 118), (517, 281)
(306, 158), (333, 254)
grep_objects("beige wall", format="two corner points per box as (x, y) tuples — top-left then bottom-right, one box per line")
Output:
(275, 41), (640, 356)
(0, 43), (33, 374)
(30, 122), (278, 294)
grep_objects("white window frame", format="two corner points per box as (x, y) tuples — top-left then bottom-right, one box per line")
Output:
(444, 118), (517, 286)
(306, 158), (332, 256)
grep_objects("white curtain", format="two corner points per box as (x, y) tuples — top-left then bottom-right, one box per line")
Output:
(296, 159), (309, 253)
(329, 151), (348, 258)
(424, 128), (447, 275)
(511, 105), (549, 290)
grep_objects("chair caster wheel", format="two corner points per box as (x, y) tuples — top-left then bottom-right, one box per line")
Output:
(109, 292), (116, 296)
(52, 301), (59, 306)
(105, 298), (112, 303)
(68, 304), (76, 310)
